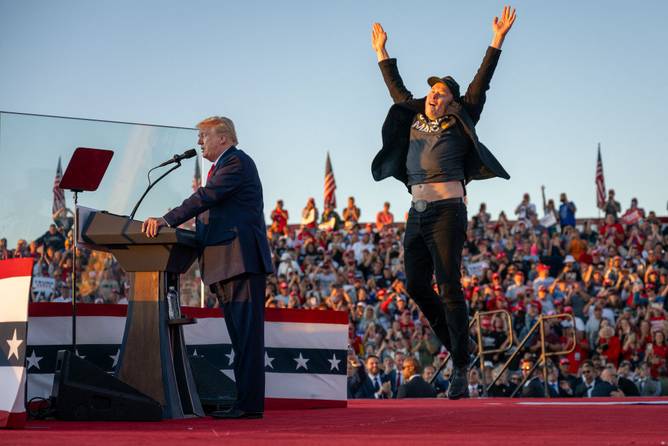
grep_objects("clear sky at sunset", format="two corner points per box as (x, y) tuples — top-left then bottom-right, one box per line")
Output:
(1, 0), (666, 242)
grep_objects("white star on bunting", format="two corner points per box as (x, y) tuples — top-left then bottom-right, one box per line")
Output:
(192, 349), (199, 357)
(26, 350), (43, 370)
(6, 329), (23, 360)
(226, 348), (235, 365)
(328, 353), (341, 371)
(294, 352), (309, 370)
(265, 352), (275, 369)
(109, 349), (120, 368)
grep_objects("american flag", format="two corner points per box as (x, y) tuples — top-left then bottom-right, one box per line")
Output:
(192, 157), (202, 192)
(324, 152), (337, 209)
(52, 157), (66, 218)
(595, 143), (606, 209)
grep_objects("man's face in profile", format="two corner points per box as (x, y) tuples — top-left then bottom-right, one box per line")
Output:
(198, 127), (227, 162)
(425, 82), (453, 119)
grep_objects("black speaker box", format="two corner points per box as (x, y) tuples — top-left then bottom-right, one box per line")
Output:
(51, 350), (163, 421)
(189, 355), (236, 412)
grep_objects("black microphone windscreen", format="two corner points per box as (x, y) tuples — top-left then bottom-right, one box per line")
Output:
(183, 149), (197, 158)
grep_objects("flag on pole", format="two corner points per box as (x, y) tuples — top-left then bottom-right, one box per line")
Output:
(52, 157), (66, 219)
(0, 258), (33, 429)
(192, 157), (202, 192)
(595, 143), (606, 209)
(324, 152), (337, 209)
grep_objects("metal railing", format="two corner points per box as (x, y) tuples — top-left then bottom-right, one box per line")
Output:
(430, 309), (514, 393)
(486, 313), (576, 398)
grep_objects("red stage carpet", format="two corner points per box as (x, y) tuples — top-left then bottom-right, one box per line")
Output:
(3, 398), (667, 446)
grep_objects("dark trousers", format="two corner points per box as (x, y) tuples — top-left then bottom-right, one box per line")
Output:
(212, 273), (266, 412)
(404, 199), (469, 368)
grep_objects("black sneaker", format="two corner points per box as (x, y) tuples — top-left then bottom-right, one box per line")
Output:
(447, 367), (469, 400)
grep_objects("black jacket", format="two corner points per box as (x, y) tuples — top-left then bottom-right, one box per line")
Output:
(372, 47), (510, 191)
(574, 378), (610, 397)
(397, 376), (437, 398)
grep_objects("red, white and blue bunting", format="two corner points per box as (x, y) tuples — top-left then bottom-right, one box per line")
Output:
(26, 304), (348, 410)
(0, 258), (33, 429)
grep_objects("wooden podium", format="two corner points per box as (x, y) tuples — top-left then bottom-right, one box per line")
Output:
(80, 209), (204, 418)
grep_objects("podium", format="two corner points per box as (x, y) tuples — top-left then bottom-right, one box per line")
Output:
(80, 209), (204, 418)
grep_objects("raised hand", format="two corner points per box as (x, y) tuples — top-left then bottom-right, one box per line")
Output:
(491, 5), (517, 49)
(371, 22), (389, 62)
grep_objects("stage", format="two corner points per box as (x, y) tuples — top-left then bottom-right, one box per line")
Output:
(4, 398), (667, 445)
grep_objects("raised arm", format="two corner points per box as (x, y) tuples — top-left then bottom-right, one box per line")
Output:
(372, 22), (413, 104)
(462, 6), (517, 123)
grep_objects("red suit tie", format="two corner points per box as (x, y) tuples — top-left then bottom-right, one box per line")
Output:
(207, 164), (215, 181)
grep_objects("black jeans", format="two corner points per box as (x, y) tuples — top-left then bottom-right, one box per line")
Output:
(404, 199), (469, 368)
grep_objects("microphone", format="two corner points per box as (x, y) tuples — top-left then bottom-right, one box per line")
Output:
(157, 149), (198, 167)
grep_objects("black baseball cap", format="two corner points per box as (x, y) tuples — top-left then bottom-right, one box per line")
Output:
(427, 76), (460, 98)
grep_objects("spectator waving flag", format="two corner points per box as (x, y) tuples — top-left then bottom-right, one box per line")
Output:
(0, 258), (33, 429)
(595, 143), (606, 209)
(324, 152), (337, 209)
(52, 156), (66, 219)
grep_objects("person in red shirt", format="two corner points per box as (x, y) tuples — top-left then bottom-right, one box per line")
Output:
(375, 201), (394, 231)
(270, 199), (289, 236)
(646, 331), (668, 378)
(599, 214), (625, 247)
(596, 325), (621, 367)
(565, 328), (589, 374)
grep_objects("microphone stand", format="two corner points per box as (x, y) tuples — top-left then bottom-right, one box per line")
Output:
(130, 162), (182, 220)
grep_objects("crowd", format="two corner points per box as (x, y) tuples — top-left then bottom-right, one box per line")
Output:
(2, 188), (668, 398)
(264, 191), (668, 399)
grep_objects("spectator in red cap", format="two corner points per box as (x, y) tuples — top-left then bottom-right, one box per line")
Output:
(557, 357), (577, 393)
(506, 270), (527, 302)
(533, 263), (554, 295)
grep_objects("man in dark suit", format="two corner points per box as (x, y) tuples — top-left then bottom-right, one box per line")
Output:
(520, 362), (560, 398)
(573, 360), (607, 398)
(397, 357), (437, 398)
(348, 355), (393, 399)
(143, 116), (272, 419)
(370, 7), (516, 399)
(634, 362), (662, 397)
(385, 351), (406, 398)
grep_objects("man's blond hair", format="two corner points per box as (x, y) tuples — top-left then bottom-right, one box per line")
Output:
(197, 116), (238, 145)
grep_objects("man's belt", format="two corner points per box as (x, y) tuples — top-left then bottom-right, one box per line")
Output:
(411, 197), (464, 212)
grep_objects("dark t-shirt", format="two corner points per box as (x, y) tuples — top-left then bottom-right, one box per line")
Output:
(406, 113), (469, 186)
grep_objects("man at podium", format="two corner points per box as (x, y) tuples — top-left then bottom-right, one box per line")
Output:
(142, 116), (273, 419)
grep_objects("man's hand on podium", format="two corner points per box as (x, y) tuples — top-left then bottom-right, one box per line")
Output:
(142, 217), (167, 238)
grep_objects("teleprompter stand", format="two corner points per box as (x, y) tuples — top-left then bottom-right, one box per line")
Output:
(58, 147), (114, 351)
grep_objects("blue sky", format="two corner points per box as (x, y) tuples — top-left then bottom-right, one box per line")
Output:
(1, 0), (667, 241)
